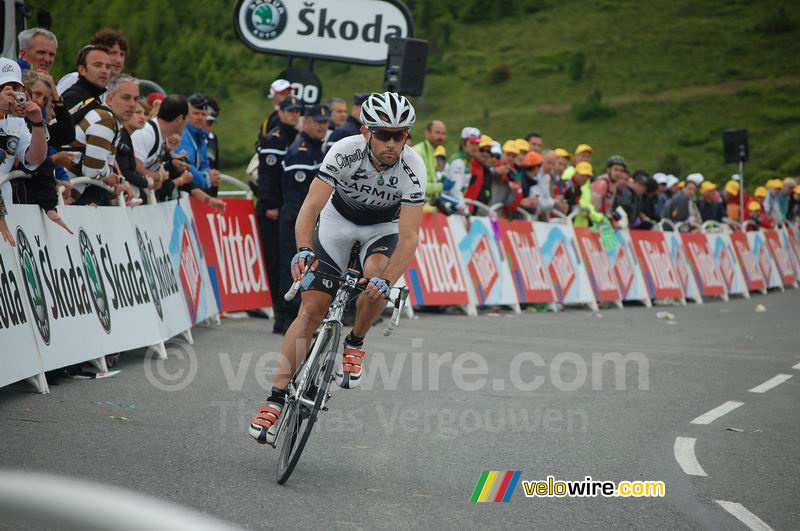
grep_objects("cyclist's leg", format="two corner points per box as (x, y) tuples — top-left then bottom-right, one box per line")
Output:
(276, 290), (332, 389)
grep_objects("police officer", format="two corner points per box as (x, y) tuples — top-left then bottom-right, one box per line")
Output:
(256, 96), (301, 333)
(277, 103), (330, 329)
(325, 92), (369, 149)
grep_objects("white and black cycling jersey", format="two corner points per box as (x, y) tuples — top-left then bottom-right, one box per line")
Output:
(317, 135), (426, 225)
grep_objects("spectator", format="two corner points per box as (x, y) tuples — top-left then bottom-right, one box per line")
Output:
(722, 179), (745, 222)
(327, 92), (369, 146)
(277, 104), (330, 330)
(686, 172), (704, 187)
(664, 180), (700, 224)
(490, 141), (523, 217)
(205, 96), (220, 171)
(592, 155), (627, 219)
(515, 139), (530, 155)
(257, 79), (293, 140)
(763, 179), (784, 225)
(519, 150), (555, 217)
(323, 96), (348, 150)
(787, 185), (800, 222)
(443, 126), (480, 214)
(117, 98), (152, 199)
(614, 171), (650, 228)
(696, 181), (724, 222)
(781, 178), (796, 218)
(658, 174), (679, 217)
(256, 96), (301, 334)
(747, 200), (772, 230)
(146, 92), (165, 118)
(63, 74), (138, 206)
(60, 44), (110, 117)
(753, 186), (767, 209)
(526, 132), (543, 153)
(57, 30), (128, 97)
(554, 147), (571, 182)
(638, 174), (661, 229)
(434, 145), (447, 174)
(412, 119), (446, 203)
(0, 58), (47, 207)
(564, 162), (604, 227)
(175, 93), (220, 194)
(575, 144), (592, 163)
(17, 28), (57, 74)
(464, 135), (495, 208)
(13, 72), (72, 232)
(0, 194), (12, 246)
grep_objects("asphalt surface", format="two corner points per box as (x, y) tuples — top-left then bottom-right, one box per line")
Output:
(1, 289), (799, 530)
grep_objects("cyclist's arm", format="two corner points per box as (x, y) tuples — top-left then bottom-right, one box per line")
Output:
(380, 204), (423, 284)
(295, 178), (334, 250)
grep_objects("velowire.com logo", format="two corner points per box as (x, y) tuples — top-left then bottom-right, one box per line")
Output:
(469, 471), (522, 503)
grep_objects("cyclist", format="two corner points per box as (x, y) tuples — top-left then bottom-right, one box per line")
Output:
(249, 92), (425, 444)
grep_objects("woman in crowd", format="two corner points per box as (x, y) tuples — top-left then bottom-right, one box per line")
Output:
(117, 98), (156, 201)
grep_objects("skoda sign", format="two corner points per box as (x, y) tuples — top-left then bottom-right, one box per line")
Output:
(234, 0), (414, 66)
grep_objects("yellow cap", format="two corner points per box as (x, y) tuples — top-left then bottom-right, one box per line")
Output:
(575, 161), (593, 176)
(554, 148), (570, 158)
(678, 181), (685, 189)
(700, 181), (717, 194)
(575, 144), (592, 155)
(754, 186), (767, 198)
(502, 140), (521, 154)
(434, 145), (446, 158)
(724, 180), (740, 196)
(747, 200), (762, 212)
(515, 139), (530, 153)
(767, 178), (782, 189)
(479, 135), (493, 148)
(793, 185), (800, 195)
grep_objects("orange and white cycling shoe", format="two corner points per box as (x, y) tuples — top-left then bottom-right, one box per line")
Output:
(334, 345), (365, 389)
(248, 402), (283, 444)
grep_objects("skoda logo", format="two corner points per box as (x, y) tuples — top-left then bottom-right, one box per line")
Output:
(16, 228), (50, 345)
(79, 229), (111, 334)
(245, 0), (287, 40)
(136, 227), (163, 320)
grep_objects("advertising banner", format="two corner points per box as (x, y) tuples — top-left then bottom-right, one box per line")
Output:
(609, 229), (651, 304)
(404, 213), (470, 307)
(782, 225), (800, 278)
(629, 230), (684, 301)
(763, 229), (797, 287)
(729, 231), (767, 293)
(662, 231), (700, 302)
(190, 197), (272, 312)
(747, 231), (783, 290)
(448, 216), (519, 308)
(573, 227), (622, 304)
(704, 231), (748, 297)
(680, 232), (727, 299)
(497, 219), (556, 304)
(127, 203), (193, 341)
(532, 222), (596, 307)
(9, 204), (163, 371)
(0, 233), (43, 388)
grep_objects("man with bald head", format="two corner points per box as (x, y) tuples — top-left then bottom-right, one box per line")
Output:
(413, 119), (447, 203)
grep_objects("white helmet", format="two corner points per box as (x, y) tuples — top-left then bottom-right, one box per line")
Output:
(361, 91), (416, 129)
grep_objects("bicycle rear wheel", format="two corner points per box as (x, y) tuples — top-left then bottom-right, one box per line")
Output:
(275, 323), (341, 484)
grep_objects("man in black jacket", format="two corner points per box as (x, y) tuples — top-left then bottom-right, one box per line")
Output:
(61, 45), (110, 118)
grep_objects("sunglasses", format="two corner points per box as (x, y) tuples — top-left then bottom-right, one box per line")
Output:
(479, 147), (492, 153)
(370, 129), (408, 142)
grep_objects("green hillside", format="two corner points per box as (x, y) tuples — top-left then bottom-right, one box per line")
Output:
(42, 0), (800, 187)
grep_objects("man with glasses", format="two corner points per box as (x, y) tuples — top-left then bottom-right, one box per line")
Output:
(249, 92), (425, 445)
(175, 93), (220, 194)
(257, 96), (302, 334)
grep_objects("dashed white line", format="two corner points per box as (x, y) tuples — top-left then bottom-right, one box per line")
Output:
(673, 437), (707, 476)
(793, 362), (800, 370)
(716, 500), (774, 531)
(748, 374), (793, 394)
(690, 401), (744, 425)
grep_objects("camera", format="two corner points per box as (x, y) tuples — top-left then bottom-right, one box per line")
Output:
(13, 91), (27, 106)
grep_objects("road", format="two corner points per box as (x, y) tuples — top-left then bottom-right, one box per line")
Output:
(1, 290), (799, 530)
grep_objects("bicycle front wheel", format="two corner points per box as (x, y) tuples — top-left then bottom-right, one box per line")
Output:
(275, 323), (340, 484)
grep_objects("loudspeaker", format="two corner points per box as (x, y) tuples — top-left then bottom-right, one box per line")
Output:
(722, 128), (748, 163)
(384, 38), (429, 97)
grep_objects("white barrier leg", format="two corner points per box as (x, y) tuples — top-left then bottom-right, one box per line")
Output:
(262, 307), (274, 319)
(510, 302), (521, 315)
(88, 356), (109, 373)
(181, 328), (194, 345)
(25, 372), (49, 394)
(151, 342), (168, 360)
(460, 303), (478, 317)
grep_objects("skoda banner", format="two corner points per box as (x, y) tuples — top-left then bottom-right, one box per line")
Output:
(233, 0), (414, 65)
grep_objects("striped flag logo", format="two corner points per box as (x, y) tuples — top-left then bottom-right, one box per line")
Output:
(469, 471), (522, 503)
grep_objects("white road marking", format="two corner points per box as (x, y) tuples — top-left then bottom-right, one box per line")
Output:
(748, 374), (793, 394)
(716, 500), (774, 531)
(792, 362), (800, 370)
(690, 401), (745, 425)
(673, 437), (707, 476)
